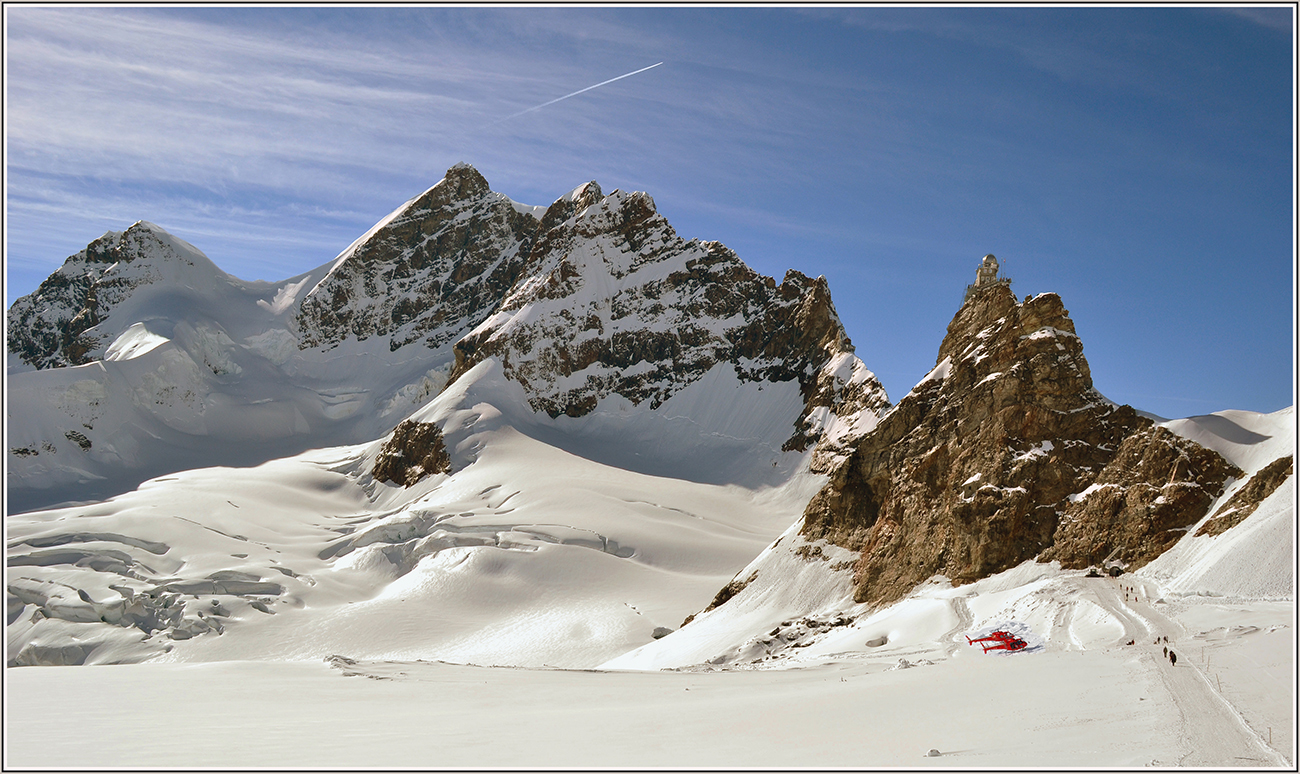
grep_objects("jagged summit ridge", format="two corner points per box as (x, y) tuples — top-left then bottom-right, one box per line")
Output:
(287, 164), (887, 440)
(448, 178), (887, 448)
(6, 164), (888, 511)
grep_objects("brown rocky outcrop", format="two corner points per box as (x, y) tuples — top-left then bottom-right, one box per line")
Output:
(1195, 454), (1293, 537)
(371, 419), (452, 487)
(799, 282), (1241, 609)
(1043, 425), (1241, 567)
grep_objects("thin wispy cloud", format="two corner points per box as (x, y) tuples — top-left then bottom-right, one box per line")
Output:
(6, 9), (705, 214)
(7, 12), (490, 169)
(5, 7), (812, 279)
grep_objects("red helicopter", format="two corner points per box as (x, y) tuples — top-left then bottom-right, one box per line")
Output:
(965, 630), (1028, 653)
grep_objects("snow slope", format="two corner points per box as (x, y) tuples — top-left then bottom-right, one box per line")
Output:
(6, 566), (1290, 768)
(11, 386), (1287, 767)
(0, 647), (1234, 768)
(6, 358), (826, 668)
(1143, 407), (1296, 599)
(5, 374), (1292, 769)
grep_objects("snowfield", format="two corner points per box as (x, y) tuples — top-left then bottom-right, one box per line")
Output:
(5, 573), (1292, 768)
(5, 384), (1293, 768)
(6, 359), (823, 669)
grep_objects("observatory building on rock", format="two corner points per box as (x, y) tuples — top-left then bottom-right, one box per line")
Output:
(965, 253), (1011, 301)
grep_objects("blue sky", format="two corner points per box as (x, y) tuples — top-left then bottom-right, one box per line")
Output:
(4, 6), (1294, 418)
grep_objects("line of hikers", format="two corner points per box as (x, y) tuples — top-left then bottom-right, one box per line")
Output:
(1134, 634), (1177, 665)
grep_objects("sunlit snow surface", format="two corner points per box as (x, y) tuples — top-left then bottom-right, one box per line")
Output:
(5, 361), (1293, 766)
(5, 358), (823, 668)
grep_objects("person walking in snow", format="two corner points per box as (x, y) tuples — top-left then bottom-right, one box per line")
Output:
(1163, 646), (1168, 658)
(1169, 650), (1177, 666)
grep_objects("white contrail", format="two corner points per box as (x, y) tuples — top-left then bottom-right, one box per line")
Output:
(495, 62), (663, 123)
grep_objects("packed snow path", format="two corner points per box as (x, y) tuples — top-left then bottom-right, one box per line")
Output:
(1076, 574), (1290, 767)
(941, 594), (974, 657)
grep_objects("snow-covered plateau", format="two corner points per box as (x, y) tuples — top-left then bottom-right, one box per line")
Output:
(5, 165), (1294, 769)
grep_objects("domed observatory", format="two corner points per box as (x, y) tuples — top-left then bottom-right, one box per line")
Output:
(964, 253), (1011, 301)
(976, 254), (1000, 286)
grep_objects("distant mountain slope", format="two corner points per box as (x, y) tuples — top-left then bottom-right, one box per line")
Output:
(1143, 407), (1295, 598)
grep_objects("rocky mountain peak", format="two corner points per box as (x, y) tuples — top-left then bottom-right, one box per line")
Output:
(293, 164), (541, 352)
(81, 221), (187, 265)
(6, 222), (218, 370)
(449, 180), (887, 447)
(797, 276), (1240, 609)
(784, 269), (850, 354)
(441, 162), (493, 200)
(938, 284), (1074, 362)
(563, 180), (605, 210)
(928, 285), (1096, 421)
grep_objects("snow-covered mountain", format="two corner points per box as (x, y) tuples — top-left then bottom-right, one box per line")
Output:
(5, 162), (1291, 722)
(6, 165), (885, 514)
(8, 222), (244, 372)
(5, 164), (890, 665)
(6, 168), (541, 513)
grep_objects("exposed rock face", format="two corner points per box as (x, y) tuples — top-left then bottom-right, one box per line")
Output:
(372, 419), (452, 487)
(294, 164), (541, 352)
(1042, 424), (1241, 568)
(704, 570), (759, 614)
(7, 222), (209, 369)
(449, 183), (888, 443)
(800, 283), (1240, 608)
(1195, 454), (1293, 537)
